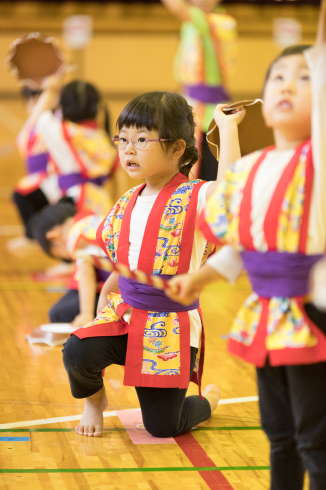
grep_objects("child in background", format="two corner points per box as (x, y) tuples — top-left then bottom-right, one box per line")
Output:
(32, 75), (117, 216)
(32, 202), (114, 328)
(168, 2), (326, 488)
(62, 91), (245, 438)
(7, 86), (62, 252)
(161, 0), (237, 180)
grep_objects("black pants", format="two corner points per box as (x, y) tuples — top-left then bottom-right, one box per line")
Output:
(13, 189), (49, 239)
(199, 132), (219, 182)
(257, 362), (326, 490)
(49, 289), (100, 323)
(62, 334), (211, 438)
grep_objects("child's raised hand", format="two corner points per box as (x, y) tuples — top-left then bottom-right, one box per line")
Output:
(310, 257), (326, 311)
(213, 103), (246, 131)
(166, 274), (202, 306)
(41, 72), (64, 92)
(316, 0), (326, 46)
(71, 312), (95, 329)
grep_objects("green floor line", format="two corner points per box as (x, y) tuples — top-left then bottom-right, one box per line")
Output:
(0, 466), (270, 474)
(0, 427), (262, 433)
(193, 426), (262, 431)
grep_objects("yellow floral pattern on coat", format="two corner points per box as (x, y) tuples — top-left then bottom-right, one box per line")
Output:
(204, 143), (318, 351)
(64, 121), (116, 179)
(86, 180), (214, 376)
(66, 213), (112, 286)
(81, 183), (113, 216)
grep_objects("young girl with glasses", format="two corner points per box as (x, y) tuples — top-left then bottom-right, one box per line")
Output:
(62, 90), (244, 438)
(168, 2), (326, 488)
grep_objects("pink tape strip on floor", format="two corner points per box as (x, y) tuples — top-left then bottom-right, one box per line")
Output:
(116, 409), (176, 444)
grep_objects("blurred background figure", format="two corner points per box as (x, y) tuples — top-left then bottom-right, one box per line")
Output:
(160, 0), (237, 180)
(7, 85), (61, 253)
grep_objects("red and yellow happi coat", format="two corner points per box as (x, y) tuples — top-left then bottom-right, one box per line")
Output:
(198, 140), (326, 367)
(66, 210), (112, 292)
(74, 173), (214, 390)
(15, 121), (52, 196)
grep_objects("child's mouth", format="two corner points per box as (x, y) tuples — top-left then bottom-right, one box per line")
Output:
(127, 161), (140, 168)
(277, 100), (292, 110)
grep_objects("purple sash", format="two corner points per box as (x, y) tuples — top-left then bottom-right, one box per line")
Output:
(58, 173), (107, 190)
(185, 84), (229, 104)
(241, 251), (323, 298)
(27, 153), (48, 174)
(119, 275), (200, 312)
(96, 268), (111, 283)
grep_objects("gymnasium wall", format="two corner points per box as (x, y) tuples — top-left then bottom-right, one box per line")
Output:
(0, 2), (319, 127)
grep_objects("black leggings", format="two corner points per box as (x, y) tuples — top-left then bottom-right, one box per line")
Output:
(62, 334), (211, 438)
(13, 189), (49, 238)
(49, 289), (100, 323)
(199, 132), (219, 181)
(257, 361), (326, 490)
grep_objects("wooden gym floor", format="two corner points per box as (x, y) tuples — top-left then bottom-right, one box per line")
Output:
(0, 100), (309, 490)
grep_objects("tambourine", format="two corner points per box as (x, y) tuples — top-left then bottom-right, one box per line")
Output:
(6, 32), (66, 89)
(206, 99), (275, 159)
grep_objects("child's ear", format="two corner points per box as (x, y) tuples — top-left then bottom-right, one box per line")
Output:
(171, 139), (186, 160)
(46, 227), (60, 240)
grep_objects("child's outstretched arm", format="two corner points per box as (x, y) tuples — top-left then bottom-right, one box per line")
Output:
(28, 73), (63, 127)
(96, 271), (120, 314)
(160, 0), (191, 22)
(167, 245), (243, 305)
(316, 0), (326, 46)
(71, 261), (97, 328)
(304, 0), (326, 254)
(206, 104), (245, 200)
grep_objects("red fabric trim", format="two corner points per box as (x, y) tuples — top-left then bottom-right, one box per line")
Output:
(299, 143), (313, 253)
(79, 119), (98, 129)
(72, 320), (129, 338)
(178, 181), (206, 274)
(96, 217), (109, 256)
(73, 209), (94, 223)
(227, 298), (269, 367)
(191, 307), (205, 399)
(116, 302), (131, 320)
(69, 210), (96, 257)
(239, 148), (272, 250)
(123, 308), (147, 386)
(178, 311), (191, 389)
(61, 122), (89, 175)
(15, 172), (48, 195)
(117, 185), (145, 266)
(26, 131), (37, 153)
(269, 297), (326, 366)
(76, 184), (86, 212)
(197, 209), (224, 246)
(264, 141), (308, 250)
(126, 374), (188, 389)
(229, 296), (326, 367)
(67, 271), (78, 290)
(137, 173), (188, 273)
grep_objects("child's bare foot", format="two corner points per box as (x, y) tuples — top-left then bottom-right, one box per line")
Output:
(203, 384), (221, 414)
(75, 386), (108, 437)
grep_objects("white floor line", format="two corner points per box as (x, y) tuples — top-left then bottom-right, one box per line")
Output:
(0, 397), (258, 429)
(219, 396), (258, 405)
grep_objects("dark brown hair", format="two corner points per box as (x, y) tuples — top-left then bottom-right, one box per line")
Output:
(117, 91), (198, 178)
(60, 81), (111, 136)
(263, 44), (312, 93)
